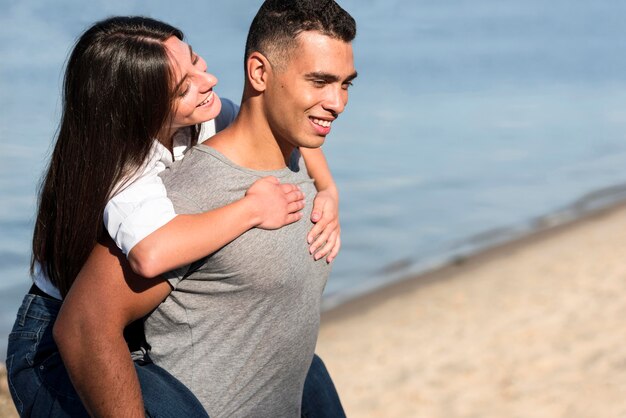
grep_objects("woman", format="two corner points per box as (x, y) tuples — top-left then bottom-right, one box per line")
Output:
(6, 16), (341, 417)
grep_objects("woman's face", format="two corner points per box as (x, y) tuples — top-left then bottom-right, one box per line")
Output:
(165, 36), (222, 133)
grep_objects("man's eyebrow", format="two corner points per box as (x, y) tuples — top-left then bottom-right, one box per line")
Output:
(346, 71), (358, 82)
(173, 45), (194, 93)
(305, 71), (358, 83)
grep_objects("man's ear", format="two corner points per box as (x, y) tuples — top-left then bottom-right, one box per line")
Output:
(246, 51), (271, 92)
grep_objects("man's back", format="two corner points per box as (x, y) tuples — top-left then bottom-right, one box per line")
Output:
(145, 144), (330, 418)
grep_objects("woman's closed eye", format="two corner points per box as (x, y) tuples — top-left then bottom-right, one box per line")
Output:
(179, 82), (191, 97)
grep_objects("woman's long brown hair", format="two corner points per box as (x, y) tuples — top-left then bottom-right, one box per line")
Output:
(31, 16), (195, 297)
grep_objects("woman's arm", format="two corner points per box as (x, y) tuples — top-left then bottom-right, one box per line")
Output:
(299, 147), (341, 263)
(127, 176), (304, 278)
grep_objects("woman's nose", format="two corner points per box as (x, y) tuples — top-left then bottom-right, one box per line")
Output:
(198, 71), (218, 93)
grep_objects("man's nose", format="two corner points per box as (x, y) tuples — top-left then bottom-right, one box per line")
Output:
(322, 86), (348, 116)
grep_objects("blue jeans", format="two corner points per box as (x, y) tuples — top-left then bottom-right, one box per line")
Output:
(6, 293), (345, 417)
(6, 294), (208, 417)
(302, 354), (346, 418)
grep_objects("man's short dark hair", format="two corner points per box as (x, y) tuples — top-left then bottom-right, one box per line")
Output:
(245, 0), (356, 69)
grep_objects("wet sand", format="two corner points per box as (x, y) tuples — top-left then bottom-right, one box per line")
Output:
(3, 203), (626, 417)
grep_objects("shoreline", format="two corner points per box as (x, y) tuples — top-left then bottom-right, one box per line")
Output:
(321, 182), (626, 313)
(316, 197), (626, 417)
(321, 198), (626, 324)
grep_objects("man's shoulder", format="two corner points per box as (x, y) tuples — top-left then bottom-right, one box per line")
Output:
(159, 146), (248, 212)
(158, 147), (219, 201)
(162, 146), (219, 179)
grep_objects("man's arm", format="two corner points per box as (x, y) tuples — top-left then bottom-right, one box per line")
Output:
(54, 237), (172, 418)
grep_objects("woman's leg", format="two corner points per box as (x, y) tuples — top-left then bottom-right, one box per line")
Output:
(301, 354), (346, 418)
(134, 354), (208, 418)
(6, 294), (89, 417)
(6, 293), (208, 417)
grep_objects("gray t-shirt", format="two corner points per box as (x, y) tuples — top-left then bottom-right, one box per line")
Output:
(144, 144), (330, 418)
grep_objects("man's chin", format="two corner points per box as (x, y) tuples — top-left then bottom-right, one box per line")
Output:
(299, 137), (327, 149)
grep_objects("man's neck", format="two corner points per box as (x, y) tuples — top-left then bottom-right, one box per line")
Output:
(206, 101), (294, 171)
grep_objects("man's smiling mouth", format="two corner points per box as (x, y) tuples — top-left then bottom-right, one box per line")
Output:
(310, 117), (332, 128)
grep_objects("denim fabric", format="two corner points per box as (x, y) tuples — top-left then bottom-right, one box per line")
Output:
(5, 294), (208, 417)
(301, 354), (346, 418)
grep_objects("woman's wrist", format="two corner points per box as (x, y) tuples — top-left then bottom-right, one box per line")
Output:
(317, 183), (339, 201)
(240, 194), (263, 228)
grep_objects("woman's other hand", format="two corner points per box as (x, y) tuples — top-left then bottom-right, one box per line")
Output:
(307, 188), (340, 263)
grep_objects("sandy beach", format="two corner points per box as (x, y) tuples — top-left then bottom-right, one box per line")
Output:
(0, 366), (15, 418)
(317, 203), (626, 418)
(2, 203), (626, 418)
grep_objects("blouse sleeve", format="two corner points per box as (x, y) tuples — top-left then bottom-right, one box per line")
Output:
(103, 150), (177, 256)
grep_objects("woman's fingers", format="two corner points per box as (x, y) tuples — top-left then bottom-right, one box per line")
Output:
(287, 200), (305, 214)
(311, 228), (340, 262)
(326, 234), (341, 263)
(309, 219), (336, 255)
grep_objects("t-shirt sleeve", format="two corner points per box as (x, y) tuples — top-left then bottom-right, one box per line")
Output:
(103, 164), (177, 255)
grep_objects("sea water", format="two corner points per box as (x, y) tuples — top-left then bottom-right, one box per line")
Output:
(2, 0), (626, 358)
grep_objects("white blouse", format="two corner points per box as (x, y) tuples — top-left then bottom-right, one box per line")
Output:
(34, 99), (239, 298)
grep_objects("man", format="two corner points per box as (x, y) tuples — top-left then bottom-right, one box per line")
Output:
(56, 0), (357, 416)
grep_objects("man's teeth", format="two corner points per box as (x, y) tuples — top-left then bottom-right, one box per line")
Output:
(311, 118), (332, 128)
